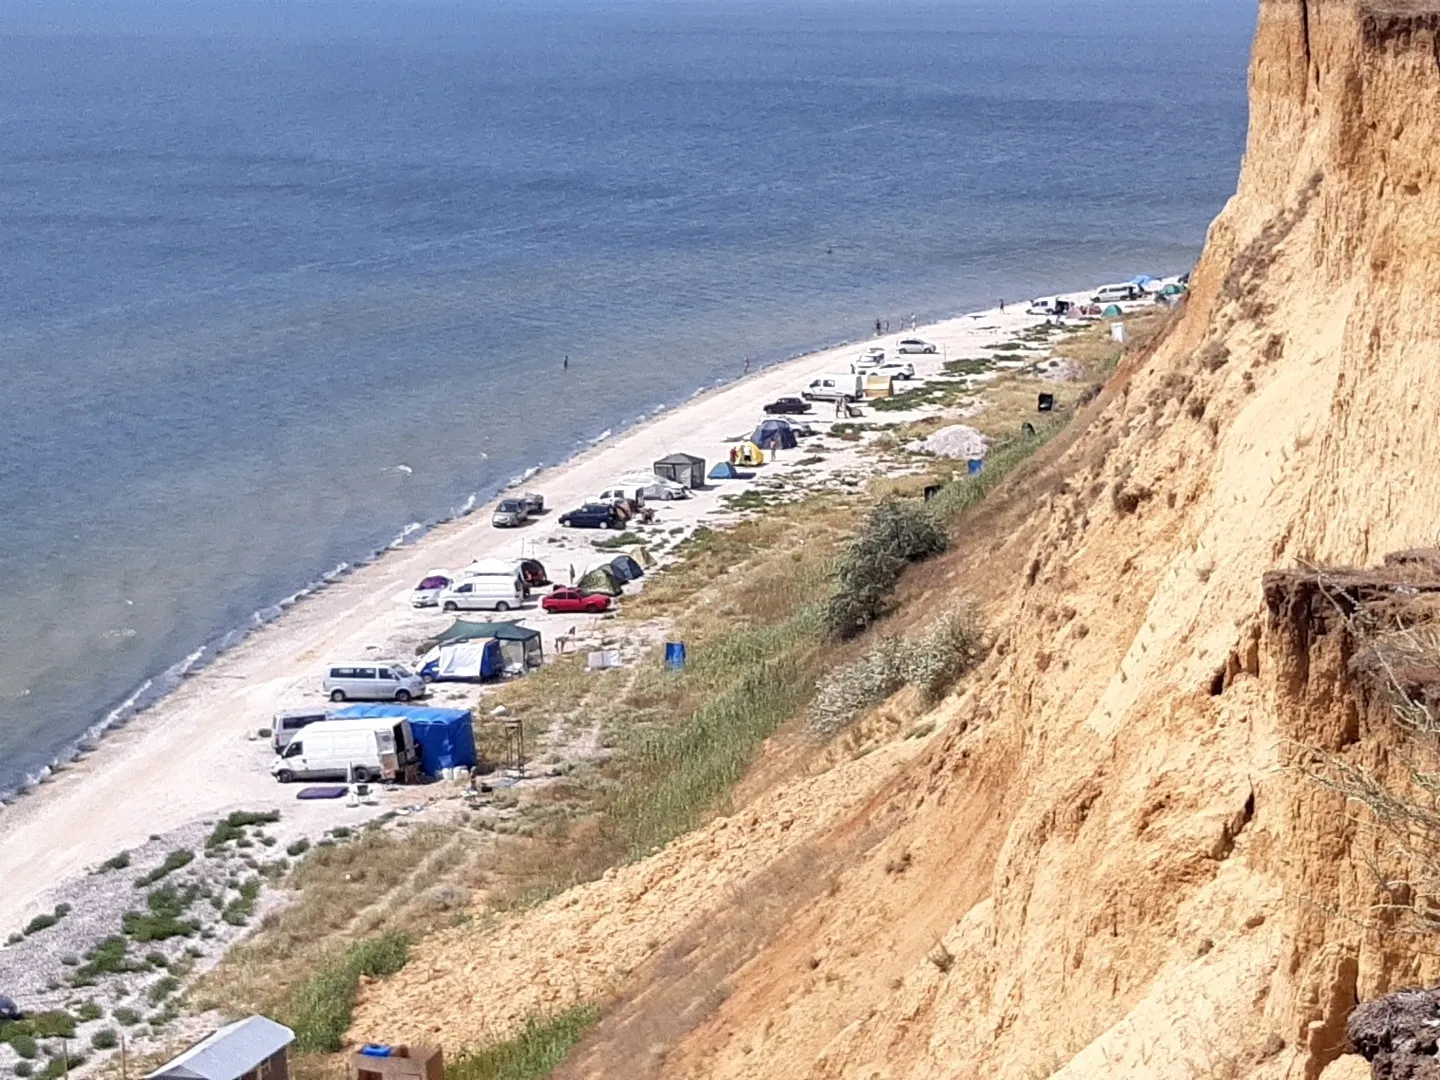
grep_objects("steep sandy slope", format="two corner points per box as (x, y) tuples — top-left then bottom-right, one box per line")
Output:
(358, 3), (1440, 1077)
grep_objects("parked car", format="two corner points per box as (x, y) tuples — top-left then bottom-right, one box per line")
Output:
(876, 360), (915, 380)
(615, 473), (690, 501)
(542, 587), (613, 614)
(520, 492), (545, 514)
(323, 662), (426, 703)
(801, 373), (864, 402)
(1027, 297), (1072, 317)
(763, 396), (812, 415)
(896, 338), (937, 354)
(411, 572), (451, 608)
(272, 716), (418, 784)
(856, 347), (886, 368)
(1091, 283), (1144, 304)
(438, 576), (525, 612)
(492, 498), (530, 527)
(559, 503), (625, 529)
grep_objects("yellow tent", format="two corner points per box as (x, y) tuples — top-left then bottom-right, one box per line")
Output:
(628, 545), (655, 568)
(734, 441), (766, 467)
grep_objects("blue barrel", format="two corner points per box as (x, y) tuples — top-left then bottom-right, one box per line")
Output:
(664, 642), (687, 670)
(967, 458), (984, 475)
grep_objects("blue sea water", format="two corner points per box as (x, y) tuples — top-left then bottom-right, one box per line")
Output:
(0, 0), (1255, 796)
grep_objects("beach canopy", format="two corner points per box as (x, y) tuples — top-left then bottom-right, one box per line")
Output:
(147, 1016), (294, 1080)
(579, 565), (625, 596)
(609, 554), (644, 582)
(417, 639), (503, 682)
(734, 441), (765, 467)
(708, 462), (754, 480)
(332, 704), (477, 775)
(426, 619), (543, 670)
(1102, 304), (1123, 317)
(751, 419), (798, 451)
(653, 452), (707, 489)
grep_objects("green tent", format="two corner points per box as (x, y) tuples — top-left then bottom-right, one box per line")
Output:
(578, 565), (625, 597)
(1161, 283), (1186, 296)
(426, 619), (543, 670)
(1102, 303), (1124, 318)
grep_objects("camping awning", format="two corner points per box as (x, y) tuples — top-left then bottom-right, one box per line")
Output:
(656, 452), (705, 467)
(147, 1016), (294, 1080)
(430, 619), (540, 647)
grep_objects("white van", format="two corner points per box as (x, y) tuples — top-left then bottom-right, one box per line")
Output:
(461, 558), (529, 596)
(1090, 283), (1143, 304)
(437, 576), (524, 612)
(801, 373), (864, 402)
(271, 708), (330, 752)
(272, 716), (418, 783)
(323, 662), (426, 703)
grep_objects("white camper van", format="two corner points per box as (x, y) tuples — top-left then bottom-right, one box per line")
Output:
(271, 715), (417, 783)
(437, 576), (524, 612)
(322, 662), (426, 703)
(271, 708), (331, 752)
(800, 373), (864, 402)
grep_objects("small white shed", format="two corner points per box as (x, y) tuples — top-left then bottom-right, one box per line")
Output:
(147, 1016), (295, 1080)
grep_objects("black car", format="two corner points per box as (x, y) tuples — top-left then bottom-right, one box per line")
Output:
(763, 396), (812, 415)
(558, 503), (625, 529)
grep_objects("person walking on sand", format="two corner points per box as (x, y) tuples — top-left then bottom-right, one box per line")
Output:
(999, 299), (1006, 313)
(875, 317), (882, 336)
(568, 564), (575, 585)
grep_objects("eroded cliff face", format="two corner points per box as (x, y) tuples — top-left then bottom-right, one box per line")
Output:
(354, 4), (1440, 1077)
(628, 3), (1440, 1076)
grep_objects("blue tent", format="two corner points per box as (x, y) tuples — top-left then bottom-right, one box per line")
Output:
(751, 419), (798, 451)
(708, 462), (754, 480)
(331, 705), (477, 776)
(418, 639), (503, 683)
(610, 554), (644, 581)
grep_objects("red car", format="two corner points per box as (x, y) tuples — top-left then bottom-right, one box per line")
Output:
(541, 588), (612, 614)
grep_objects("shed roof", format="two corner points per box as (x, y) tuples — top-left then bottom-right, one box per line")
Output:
(147, 1016), (294, 1080)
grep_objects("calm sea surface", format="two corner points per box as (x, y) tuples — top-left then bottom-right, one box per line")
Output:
(0, 0), (1255, 794)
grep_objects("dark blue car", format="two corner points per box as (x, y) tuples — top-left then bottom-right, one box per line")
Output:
(558, 503), (625, 529)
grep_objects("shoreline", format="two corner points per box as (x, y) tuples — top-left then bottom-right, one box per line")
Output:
(0, 280), (1162, 933)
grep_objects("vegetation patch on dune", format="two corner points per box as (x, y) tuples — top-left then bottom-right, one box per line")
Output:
(447, 1007), (600, 1080)
(283, 932), (411, 1053)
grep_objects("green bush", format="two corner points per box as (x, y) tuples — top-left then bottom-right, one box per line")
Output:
(123, 884), (199, 942)
(72, 937), (140, 984)
(74, 1002), (102, 1023)
(446, 1007), (600, 1080)
(8, 1034), (37, 1059)
(112, 1008), (140, 1028)
(823, 497), (948, 640)
(147, 976), (180, 1005)
(221, 878), (261, 926)
(14, 1061), (34, 1077)
(134, 850), (193, 888)
(97, 851), (131, 874)
(205, 811), (280, 850)
(284, 933), (411, 1053)
(89, 1029), (117, 1051)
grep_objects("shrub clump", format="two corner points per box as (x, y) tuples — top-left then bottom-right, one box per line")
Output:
(448, 1006), (600, 1080)
(823, 497), (948, 640)
(72, 937), (142, 985)
(123, 885), (200, 942)
(97, 851), (131, 874)
(206, 811), (280, 850)
(134, 850), (193, 887)
(221, 878), (262, 926)
(812, 608), (986, 737)
(23, 904), (71, 937)
(284, 933), (410, 1053)
(89, 1029), (118, 1051)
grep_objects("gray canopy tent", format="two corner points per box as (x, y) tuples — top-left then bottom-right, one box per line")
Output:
(653, 452), (707, 489)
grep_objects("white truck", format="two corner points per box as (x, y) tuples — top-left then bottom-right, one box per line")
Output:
(271, 715), (418, 783)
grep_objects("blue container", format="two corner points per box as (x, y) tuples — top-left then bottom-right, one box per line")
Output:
(360, 1046), (393, 1058)
(664, 642), (687, 670)
(967, 458), (984, 475)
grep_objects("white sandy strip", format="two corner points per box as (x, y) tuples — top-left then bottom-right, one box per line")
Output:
(0, 298), (1093, 932)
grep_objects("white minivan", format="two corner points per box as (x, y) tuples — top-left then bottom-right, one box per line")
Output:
(1091, 283), (1144, 304)
(322, 662), (426, 703)
(437, 576), (524, 612)
(272, 716), (418, 783)
(801, 373), (864, 402)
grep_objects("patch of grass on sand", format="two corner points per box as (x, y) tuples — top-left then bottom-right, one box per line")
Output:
(447, 1007), (600, 1080)
(869, 379), (971, 413)
(72, 936), (143, 986)
(96, 851), (131, 874)
(283, 933), (411, 1053)
(206, 810), (281, 849)
(134, 849), (193, 887)
(22, 905), (71, 937)
(123, 884), (200, 942)
(589, 531), (642, 551)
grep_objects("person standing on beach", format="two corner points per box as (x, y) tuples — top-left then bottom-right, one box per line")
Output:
(563, 354), (569, 371)
(1000, 300), (1006, 313)
(875, 318), (882, 336)
(744, 355), (751, 375)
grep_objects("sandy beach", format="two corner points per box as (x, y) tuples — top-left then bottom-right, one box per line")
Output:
(0, 293), (1106, 934)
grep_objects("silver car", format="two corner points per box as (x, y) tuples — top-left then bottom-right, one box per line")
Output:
(322, 662), (426, 703)
(492, 498), (530, 528)
(896, 338), (937, 354)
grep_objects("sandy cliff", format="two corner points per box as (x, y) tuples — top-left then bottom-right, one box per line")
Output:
(355, 3), (1440, 1076)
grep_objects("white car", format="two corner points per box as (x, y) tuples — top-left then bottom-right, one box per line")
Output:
(895, 338), (937, 354)
(410, 571), (452, 608)
(876, 360), (915, 380)
(614, 474), (690, 501)
(856, 347), (886, 369)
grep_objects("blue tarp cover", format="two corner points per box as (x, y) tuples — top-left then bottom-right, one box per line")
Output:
(331, 704), (478, 775)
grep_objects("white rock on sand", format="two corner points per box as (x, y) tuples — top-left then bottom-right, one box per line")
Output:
(906, 424), (989, 460)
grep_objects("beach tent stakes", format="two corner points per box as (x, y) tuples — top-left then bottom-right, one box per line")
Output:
(653, 452), (707, 489)
(332, 704), (477, 776)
